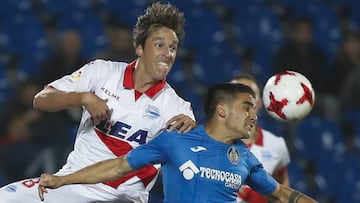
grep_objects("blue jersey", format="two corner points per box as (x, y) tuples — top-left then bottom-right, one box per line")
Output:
(127, 125), (277, 203)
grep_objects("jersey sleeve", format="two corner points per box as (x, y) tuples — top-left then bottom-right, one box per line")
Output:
(246, 165), (278, 195)
(126, 130), (173, 169)
(244, 149), (277, 195)
(177, 100), (195, 121)
(47, 59), (111, 92)
(164, 86), (196, 122)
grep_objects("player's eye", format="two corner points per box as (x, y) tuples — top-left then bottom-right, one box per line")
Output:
(154, 42), (163, 48)
(243, 105), (251, 112)
(169, 45), (177, 52)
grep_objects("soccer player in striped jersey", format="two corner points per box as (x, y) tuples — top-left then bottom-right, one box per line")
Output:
(0, 3), (196, 203)
(38, 83), (317, 203)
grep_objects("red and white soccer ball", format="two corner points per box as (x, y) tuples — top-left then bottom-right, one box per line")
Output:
(262, 71), (315, 122)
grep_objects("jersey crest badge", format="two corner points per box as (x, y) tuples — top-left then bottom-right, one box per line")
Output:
(144, 105), (160, 119)
(4, 185), (17, 192)
(71, 70), (83, 80)
(227, 146), (240, 164)
(64, 69), (83, 84)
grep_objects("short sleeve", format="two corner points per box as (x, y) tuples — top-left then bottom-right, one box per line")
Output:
(47, 59), (109, 92)
(246, 166), (278, 195)
(162, 84), (196, 122)
(176, 100), (195, 121)
(243, 148), (277, 195)
(126, 130), (172, 169)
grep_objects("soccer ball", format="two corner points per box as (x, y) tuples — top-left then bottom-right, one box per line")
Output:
(262, 71), (315, 122)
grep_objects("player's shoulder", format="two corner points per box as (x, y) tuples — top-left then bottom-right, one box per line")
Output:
(162, 125), (205, 141)
(260, 127), (288, 150)
(235, 140), (263, 166)
(163, 82), (181, 96)
(84, 59), (128, 73)
(261, 128), (285, 142)
(153, 128), (185, 145)
(162, 82), (190, 103)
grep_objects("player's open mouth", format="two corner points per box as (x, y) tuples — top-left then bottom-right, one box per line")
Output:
(245, 123), (254, 131)
(157, 61), (169, 69)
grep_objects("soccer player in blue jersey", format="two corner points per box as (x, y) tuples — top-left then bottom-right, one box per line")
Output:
(38, 83), (317, 203)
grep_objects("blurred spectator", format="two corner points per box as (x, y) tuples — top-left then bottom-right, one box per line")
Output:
(95, 23), (136, 62)
(0, 80), (42, 137)
(0, 80), (75, 185)
(36, 29), (87, 85)
(273, 17), (328, 116)
(35, 29), (86, 123)
(0, 80), (43, 183)
(0, 111), (40, 184)
(330, 30), (360, 113)
(339, 66), (360, 112)
(323, 30), (360, 120)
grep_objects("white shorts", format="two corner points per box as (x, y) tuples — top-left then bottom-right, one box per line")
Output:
(0, 177), (149, 203)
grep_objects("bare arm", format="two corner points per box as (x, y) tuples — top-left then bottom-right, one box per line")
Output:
(33, 87), (88, 111)
(268, 184), (318, 203)
(33, 87), (110, 124)
(38, 156), (132, 201)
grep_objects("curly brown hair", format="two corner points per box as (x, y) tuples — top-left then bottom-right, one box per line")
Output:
(133, 2), (185, 48)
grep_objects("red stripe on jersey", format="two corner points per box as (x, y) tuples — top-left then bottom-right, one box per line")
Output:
(254, 126), (264, 146)
(94, 129), (158, 189)
(238, 186), (268, 203)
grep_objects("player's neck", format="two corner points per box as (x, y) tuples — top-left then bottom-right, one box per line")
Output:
(205, 123), (237, 144)
(133, 65), (158, 92)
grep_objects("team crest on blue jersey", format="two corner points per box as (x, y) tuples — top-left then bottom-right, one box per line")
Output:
(227, 146), (240, 164)
(144, 105), (160, 119)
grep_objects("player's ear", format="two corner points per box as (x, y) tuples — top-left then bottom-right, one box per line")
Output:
(216, 103), (227, 118)
(136, 45), (144, 56)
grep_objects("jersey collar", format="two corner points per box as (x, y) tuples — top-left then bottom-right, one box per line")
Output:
(123, 60), (166, 99)
(254, 126), (264, 146)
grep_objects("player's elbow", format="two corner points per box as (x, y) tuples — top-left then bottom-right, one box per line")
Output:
(33, 92), (42, 110)
(33, 91), (48, 110)
(114, 156), (133, 178)
(33, 87), (60, 111)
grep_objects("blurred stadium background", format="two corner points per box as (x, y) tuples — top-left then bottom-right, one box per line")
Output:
(0, 0), (360, 202)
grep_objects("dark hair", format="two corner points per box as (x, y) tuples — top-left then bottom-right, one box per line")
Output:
(133, 2), (185, 48)
(204, 83), (255, 122)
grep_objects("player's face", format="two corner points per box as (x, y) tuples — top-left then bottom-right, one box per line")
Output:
(136, 26), (179, 81)
(230, 79), (262, 139)
(226, 93), (257, 139)
(230, 79), (262, 113)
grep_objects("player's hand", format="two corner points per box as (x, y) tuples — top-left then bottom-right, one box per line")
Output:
(81, 92), (111, 125)
(166, 114), (197, 133)
(38, 173), (62, 201)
